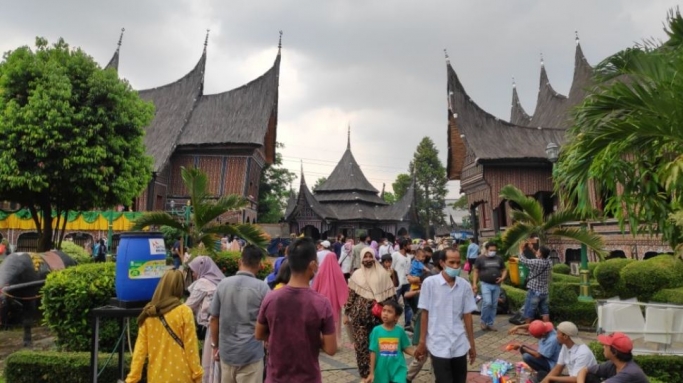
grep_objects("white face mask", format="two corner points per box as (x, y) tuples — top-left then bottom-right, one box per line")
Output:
(487, 251), (496, 257)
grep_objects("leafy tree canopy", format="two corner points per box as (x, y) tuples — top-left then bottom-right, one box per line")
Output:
(382, 191), (397, 204)
(554, 9), (683, 249)
(313, 177), (327, 192)
(393, 173), (412, 200)
(408, 137), (448, 237)
(0, 37), (154, 250)
(452, 194), (468, 210)
(257, 143), (296, 223)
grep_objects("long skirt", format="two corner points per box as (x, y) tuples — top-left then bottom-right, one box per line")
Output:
(202, 327), (221, 383)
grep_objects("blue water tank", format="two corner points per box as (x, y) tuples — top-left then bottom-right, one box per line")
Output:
(115, 232), (168, 302)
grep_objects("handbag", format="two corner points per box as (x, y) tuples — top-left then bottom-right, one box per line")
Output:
(464, 261), (471, 272)
(371, 301), (383, 318)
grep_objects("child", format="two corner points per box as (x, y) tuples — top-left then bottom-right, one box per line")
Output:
(381, 253), (399, 288)
(366, 300), (416, 383)
(408, 249), (428, 291)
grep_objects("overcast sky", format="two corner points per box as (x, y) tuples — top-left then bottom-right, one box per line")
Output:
(0, 1), (679, 198)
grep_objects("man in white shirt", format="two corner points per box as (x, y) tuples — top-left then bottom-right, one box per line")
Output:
(316, 240), (333, 265)
(391, 238), (413, 328)
(415, 248), (477, 383)
(542, 321), (597, 383)
(378, 238), (391, 257)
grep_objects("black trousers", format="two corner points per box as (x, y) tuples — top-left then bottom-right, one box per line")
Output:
(431, 354), (468, 383)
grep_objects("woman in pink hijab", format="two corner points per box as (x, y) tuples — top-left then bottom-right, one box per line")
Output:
(312, 249), (349, 342)
(370, 240), (379, 260)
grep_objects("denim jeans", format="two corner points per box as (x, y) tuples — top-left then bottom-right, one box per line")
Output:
(480, 282), (501, 326)
(398, 284), (413, 326)
(173, 256), (181, 270)
(523, 289), (549, 320)
(522, 352), (551, 374)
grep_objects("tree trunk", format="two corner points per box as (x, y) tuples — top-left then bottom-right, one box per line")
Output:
(37, 201), (53, 252)
(27, 205), (42, 237)
(57, 209), (68, 249)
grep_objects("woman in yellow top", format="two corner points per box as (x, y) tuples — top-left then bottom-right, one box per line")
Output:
(126, 269), (203, 383)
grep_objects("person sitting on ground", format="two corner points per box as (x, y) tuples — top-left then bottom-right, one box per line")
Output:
(576, 332), (649, 383)
(408, 249), (429, 291)
(508, 320), (561, 381)
(365, 300), (416, 383)
(540, 321), (597, 383)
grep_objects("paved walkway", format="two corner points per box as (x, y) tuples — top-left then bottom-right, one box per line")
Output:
(321, 314), (596, 382)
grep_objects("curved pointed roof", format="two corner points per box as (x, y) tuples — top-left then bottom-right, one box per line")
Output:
(105, 29), (124, 71)
(510, 83), (532, 125)
(314, 141), (379, 194)
(285, 171), (337, 221)
(446, 61), (565, 166)
(138, 51), (206, 172)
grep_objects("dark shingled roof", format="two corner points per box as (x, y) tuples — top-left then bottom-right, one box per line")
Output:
(314, 141), (379, 194)
(447, 60), (565, 162)
(137, 52), (206, 172)
(510, 84), (532, 125)
(285, 172), (337, 221)
(284, 189), (297, 219)
(315, 191), (388, 205)
(177, 54), (280, 147)
(105, 50), (119, 71)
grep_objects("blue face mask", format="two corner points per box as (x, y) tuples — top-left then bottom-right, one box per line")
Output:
(444, 266), (461, 278)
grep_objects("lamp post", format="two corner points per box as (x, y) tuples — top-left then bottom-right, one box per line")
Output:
(546, 142), (592, 302)
(107, 208), (113, 256)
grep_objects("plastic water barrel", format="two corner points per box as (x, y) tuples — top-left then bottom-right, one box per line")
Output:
(115, 232), (168, 302)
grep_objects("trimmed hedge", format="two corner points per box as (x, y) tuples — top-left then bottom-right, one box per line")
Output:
(211, 251), (273, 279)
(651, 287), (683, 305)
(41, 262), (132, 351)
(594, 258), (635, 297)
(501, 284), (526, 311)
(553, 263), (571, 274)
(59, 241), (93, 264)
(621, 255), (683, 301)
(551, 273), (581, 283)
(549, 282), (597, 326)
(4, 351), (146, 383)
(588, 341), (683, 382)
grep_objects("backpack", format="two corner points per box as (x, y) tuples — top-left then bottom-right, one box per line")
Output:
(98, 243), (107, 256)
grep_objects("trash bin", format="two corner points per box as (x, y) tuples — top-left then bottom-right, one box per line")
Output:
(508, 257), (530, 288)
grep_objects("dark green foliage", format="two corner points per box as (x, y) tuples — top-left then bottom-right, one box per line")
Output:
(59, 240), (92, 264)
(0, 37), (154, 251)
(550, 300), (597, 328)
(4, 351), (146, 383)
(594, 258), (635, 297)
(551, 273), (580, 283)
(40, 262), (134, 351)
(458, 241), (470, 261)
(501, 285), (526, 311)
(588, 341), (683, 382)
(392, 173), (412, 201)
(651, 286), (683, 305)
(550, 283), (579, 306)
(621, 255), (683, 301)
(211, 251), (273, 279)
(407, 137), (449, 236)
(312, 177), (327, 192)
(553, 263), (571, 275)
(257, 143), (296, 223)
(587, 262), (599, 277)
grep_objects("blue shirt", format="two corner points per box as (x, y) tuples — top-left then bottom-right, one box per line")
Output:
(466, 243), (480, 259)
(538, 329), (561, 368)
(409, 259), (425, 277)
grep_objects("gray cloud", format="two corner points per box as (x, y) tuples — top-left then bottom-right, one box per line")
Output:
(0, 0), (679, 197)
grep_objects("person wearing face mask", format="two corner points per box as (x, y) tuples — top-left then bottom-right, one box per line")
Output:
(343, 247), (397, 381)
(415, 249), (477, 383)
(471, 243), (507, 331)
(255, 237), (337, 383)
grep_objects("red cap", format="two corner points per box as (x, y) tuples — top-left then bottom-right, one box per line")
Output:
(528, 320), (554, 338)
(598, 332), (633, 353)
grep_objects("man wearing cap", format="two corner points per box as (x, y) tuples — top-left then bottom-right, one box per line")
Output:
(576, 333), (649, 383)
(317, 240), (333, 265)
(541, 321), (597, 383)
(508, 320), (561, 380)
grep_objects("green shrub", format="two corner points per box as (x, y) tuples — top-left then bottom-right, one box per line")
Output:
(651, 287), (683, 305)
(553, 263), (571, 274)
(59, 241), (93, 264)
(501, 284), (526, 311)
(211, 251), (273, 279)
(41, 262), (133, 351)
(550, 301), (596, 327)
(4, 350), (146, 383)
(550, 283), (579, 306)
(588, 341), (683, 382)
(458, 241), (470, 261)
(551, 273), (581, 283)
(587, 262), (599, 277)
(621, 255), (683, 301)
(594, 258), (635, 297)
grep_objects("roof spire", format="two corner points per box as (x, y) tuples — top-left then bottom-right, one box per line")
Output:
(204, 29), (210, 51)
(347, 123), (351, 149)
(575, 30), (580, 45)
(278, 30), (283, 52)
(512, 76), (516, 89)
(444, 49), (450, 65)
(540, 52), (544, 67)
(117, 28), (125, 51)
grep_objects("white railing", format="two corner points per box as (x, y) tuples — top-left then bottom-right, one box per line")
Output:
(597, 298), (683, 356)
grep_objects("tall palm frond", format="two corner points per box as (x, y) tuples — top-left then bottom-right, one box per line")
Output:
(549, 228), (606, 259)
(195, 195), (248, 227)
(501, 223), (538, 255)
(204, 223), (269, 249)
(500, 185), (544, 225)
(131, 212), (186, 232)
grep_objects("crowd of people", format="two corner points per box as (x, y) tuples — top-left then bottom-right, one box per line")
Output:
(123, 234), (651, 383)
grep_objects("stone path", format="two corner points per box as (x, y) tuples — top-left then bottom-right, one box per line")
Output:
(321, 314), (597, 383)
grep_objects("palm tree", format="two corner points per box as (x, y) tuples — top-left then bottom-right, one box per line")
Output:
(132, 167), (268, 252)
(554, 9), (683, 250)
(499, 185), (606, 258)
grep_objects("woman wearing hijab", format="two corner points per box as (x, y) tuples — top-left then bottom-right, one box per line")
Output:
(339, 238), (354, 282)
(370, 240), (379, 260)
(126, 269), (203, 383)
(185, 256), (224, 383)
(342, 247), (397, 380)
(312, 250), (349, 342)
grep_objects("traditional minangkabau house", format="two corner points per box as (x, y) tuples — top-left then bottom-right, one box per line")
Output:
(0, 30), (280, 251)
(284, 131), (416, 241)
(446, 36), (670, 262)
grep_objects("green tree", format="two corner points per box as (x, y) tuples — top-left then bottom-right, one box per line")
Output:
(132, 167), (268, 253)
(313, 177), (327, 192)
(392, 173), (412, 200)
(408, 137), (448, 237)
(257, 143), (296, 223)
(554, 9), (683, 250)
(382, 191), (397, 204)
(452, 194), (468, 210)
(0, 37), (154, 251)
(500, 185), (606, 257)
